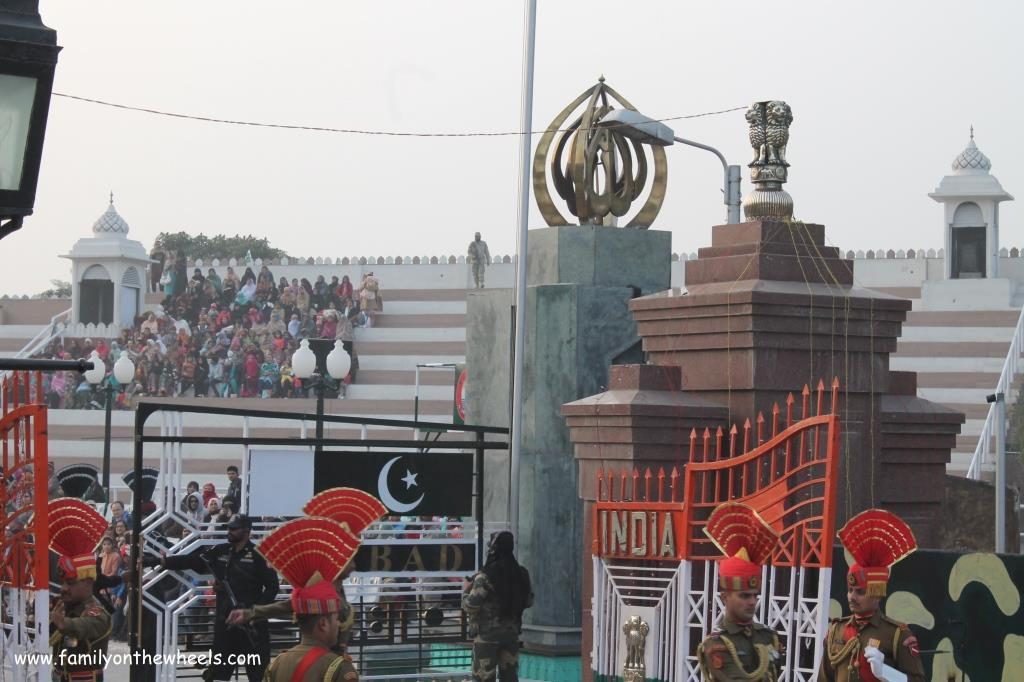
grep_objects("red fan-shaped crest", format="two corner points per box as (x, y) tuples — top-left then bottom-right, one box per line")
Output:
(704, 502), (779, 565)
(47, 498), (108, 559)
(258, 517), (360, 587)
(303, 488), (387, 536)
(838, 509), (917, 569)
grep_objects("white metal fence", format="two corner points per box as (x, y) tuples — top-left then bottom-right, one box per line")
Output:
(967, 304), (1024, 480)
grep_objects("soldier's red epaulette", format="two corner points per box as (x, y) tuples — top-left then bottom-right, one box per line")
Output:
(82, 604), (106, 617)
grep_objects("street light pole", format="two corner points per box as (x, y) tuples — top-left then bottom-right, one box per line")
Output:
(101, 381), (113, 506)
(508, 0), (538, 541)
(672, 136), (742, 225)
(597, 109), (743, 224)
(86, 350), (134, 509)
(990, 391), (1007, 553)
(292, 339), (351, 458)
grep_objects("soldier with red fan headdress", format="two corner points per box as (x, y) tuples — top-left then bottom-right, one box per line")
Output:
(46, 498), (112, 682)
(227, 489), (386, 653)
(697, 502), (781, 681)
(260, 517), (361, 681)
(819, 509), (924, 682)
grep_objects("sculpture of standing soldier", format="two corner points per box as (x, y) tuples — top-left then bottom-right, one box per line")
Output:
(467, 232), (491, 289)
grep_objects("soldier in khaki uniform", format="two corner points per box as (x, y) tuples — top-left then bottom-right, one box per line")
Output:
(697, 503), (781, 681)
(819, 509), (925, 682)
(47, 498), (113, 682)
(462, 531), (533, 681)
(259, 516), (363, 682)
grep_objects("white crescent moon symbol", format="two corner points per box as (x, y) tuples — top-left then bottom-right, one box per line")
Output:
(377, 456), (424, 513)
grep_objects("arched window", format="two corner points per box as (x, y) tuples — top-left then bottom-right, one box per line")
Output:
(79, 264), (113, 324)
(950, 202), (986, 279)
(82, 264), (111, 281)
(952, 201), (983, 227)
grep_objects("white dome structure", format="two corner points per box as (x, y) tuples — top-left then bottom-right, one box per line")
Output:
(91, 200), (131, 235)
(929, 129), (1013, 281)
(61, 195), (153, 332)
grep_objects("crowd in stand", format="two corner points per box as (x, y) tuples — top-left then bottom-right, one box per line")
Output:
(29, 259), (385, 408)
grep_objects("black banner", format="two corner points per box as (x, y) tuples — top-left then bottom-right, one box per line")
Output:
(313, 451), (474, 517)
(354, 542), (475, 573)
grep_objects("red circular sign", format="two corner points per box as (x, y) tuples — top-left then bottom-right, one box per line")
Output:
(455, 368), (469, 422)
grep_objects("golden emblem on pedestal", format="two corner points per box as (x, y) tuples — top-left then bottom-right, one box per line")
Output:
(622, 614), (650, 682)
(533, 78), (667, 229)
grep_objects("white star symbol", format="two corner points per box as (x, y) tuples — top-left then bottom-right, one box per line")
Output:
(401, 469), (419, 490)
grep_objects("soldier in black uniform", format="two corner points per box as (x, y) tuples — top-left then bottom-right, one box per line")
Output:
(148, 514), (279, 681)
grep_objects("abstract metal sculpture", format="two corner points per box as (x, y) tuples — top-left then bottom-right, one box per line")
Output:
(533, 78), (667, 228)
(742, 100), (795, 220)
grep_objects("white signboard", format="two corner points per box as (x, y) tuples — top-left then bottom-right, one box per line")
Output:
(246, 448), (315, 517)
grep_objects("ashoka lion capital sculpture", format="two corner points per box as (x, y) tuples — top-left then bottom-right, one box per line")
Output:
(742, 100), (795, 220)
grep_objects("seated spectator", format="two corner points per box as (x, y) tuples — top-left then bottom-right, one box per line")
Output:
(204, 497), (221, 523)
(182, 492), (204, 525)
(109, 500), (131, 528)
(201, 482), (217, 506)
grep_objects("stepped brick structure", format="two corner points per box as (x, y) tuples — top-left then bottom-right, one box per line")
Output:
(564, 220), (970, 681)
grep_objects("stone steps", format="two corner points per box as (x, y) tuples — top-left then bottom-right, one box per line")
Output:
(887, 300), (1020, 476)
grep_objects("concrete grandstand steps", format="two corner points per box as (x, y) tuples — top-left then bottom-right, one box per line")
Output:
(904, 310), (1020, 326)
(895, 341), (1010, 357)
(356, 340), (464, 355)
(358, 370), (454, 386)
(354, 327), (465, 342)
(0, 337), (29, 352)
(383, 289), (466, 301)
(870, 286), (922, 300)
(373, 313), (466, 328)
(379, 301), (465, 315)
(358, 355), (464, 371)
(886, 303), (1021, 476)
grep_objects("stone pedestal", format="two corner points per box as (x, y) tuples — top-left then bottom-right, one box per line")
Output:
(880, 371), (965, 546)
(466, 225), (672, 653)
(562, 364), (727, 679)
(628, 220), (960, 526)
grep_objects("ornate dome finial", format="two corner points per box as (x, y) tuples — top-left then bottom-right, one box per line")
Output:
(951, 131), (991, 174)
(92, 196), (130, 236)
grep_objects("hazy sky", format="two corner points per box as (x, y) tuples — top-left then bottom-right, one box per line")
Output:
(2, 0), (1020, 294)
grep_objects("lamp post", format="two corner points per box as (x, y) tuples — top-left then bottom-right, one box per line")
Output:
(988, 391), (1007, 553)
(597, 108), (742, 224)
(0, 1), (61, 241)
(84, 350), (135, 507)
(292, 338), (351, 457)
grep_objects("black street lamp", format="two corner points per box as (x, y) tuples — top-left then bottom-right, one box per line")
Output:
(0, 1), (61, 241)
(292, 338), (351, 456)
(84, 350), (135, 508)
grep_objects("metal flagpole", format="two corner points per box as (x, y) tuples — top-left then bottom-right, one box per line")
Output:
(508, 0), (538, 539)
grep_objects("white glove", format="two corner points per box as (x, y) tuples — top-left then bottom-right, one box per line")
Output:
(863, 646), (885, 678)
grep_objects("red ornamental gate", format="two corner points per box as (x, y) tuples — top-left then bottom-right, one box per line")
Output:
(591, 379), (841, 682)
(1, 371), (52, 682)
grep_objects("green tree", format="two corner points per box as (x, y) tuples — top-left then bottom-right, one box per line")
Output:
(34, 279), (72, 298)
(153, 232), (287, 262)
